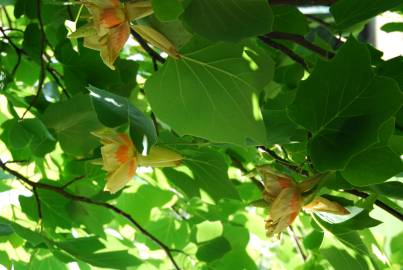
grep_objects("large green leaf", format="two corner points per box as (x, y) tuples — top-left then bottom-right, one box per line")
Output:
(330, 0), (403, 29)
(29, 249), (69, 270)
(152, 0), (183, 21)
(89, 86), (157, 153)
(181, 0), (273, 42)
(272, 5), (308, 35)
(55, 41), (138, 97)
(145, 39), (269, 145)
(288, 38), (403, 171)
(368, 181), (403, 200)
(183, 149), (240, 201)
(0, 118), (55, 158)
(341, 145), (403, 186)
(43, 94), (102, 156)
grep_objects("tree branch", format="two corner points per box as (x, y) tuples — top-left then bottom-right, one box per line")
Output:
(265, 31), (335, 59)
(0, 161), (182, 270)
(344, 189), (403, 221)
(259, 36), (309, 70)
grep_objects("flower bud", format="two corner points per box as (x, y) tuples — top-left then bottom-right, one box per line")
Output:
(132, 25), (180, 59)
(303, 197), (349, 215)
(138, 146), (183, 167)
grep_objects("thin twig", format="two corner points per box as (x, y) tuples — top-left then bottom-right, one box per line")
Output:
(130, 28), (166, 64)
(265, 31), (335, 59)
(1, 7), (13, 28)
(0, 161), (181, 270)
(344, 189), (403, 221)
(259, 36), (308, 70)
(287, 226), (307, 261)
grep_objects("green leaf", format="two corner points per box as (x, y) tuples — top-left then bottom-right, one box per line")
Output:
(75, 251), (141, 269)
(67, 201), (112, 236)
(1, 118), (55, 158)
(117, 185), (174, 225)
(262, 90), (300, 145)
(88, 85), (157, 153)
(145, 39), (268, 145)
(147, 217), (190, 248)
(368, 181), (403, 200)
(272, 5), (308, 35)
(330, 0), (403, 29)
(196, 237), (231, 262)
(377, 56), (403, 89)
(14, 0), (37, 19)
(303, 230), (324, 250)
(152, 0), (184, 21)
(43, 94), (102, 156)
(57, 237), (105, 256)
(314, 215), (369, 256)
(29, 249), (69, 270)
(0, 223), (13, 236)
(184, 149), (240, 201)
(181, 0), (273, 42)
(288, 38), (403, 171)
(0, 217), (44, 246)
(55, 42), (138, 97)
(22, 23), (41, 63)
(341, 145), (403, 186)
(21, 190), (73, 229)
(321, 247), (369, 270)
(381, 22), (403, 33)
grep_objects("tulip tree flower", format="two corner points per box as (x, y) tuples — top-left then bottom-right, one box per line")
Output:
(69, 0), (178, 69)
(258, 166), (349, 237)
(93, 129), (182, 193)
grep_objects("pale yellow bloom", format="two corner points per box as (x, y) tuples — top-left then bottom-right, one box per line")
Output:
(258, 166), (349, 237)
(69, 0), (154, 69)
(93, 129), (183, 193)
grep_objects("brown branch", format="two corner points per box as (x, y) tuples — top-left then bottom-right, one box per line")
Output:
(1, 7), (13, 28)
(259, 36), (309, 70)
(344, 189), (403, 221)
(0, 161), (181, 270)
(265, 31), (335, 59)
(287, 226), (307, 261)
(130, 28), (166, 64)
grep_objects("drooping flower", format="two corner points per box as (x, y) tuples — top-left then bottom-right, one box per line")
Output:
(93, 129), (182, 193)
(68, 0), (179, 69)
(257, 166), (349, 237)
